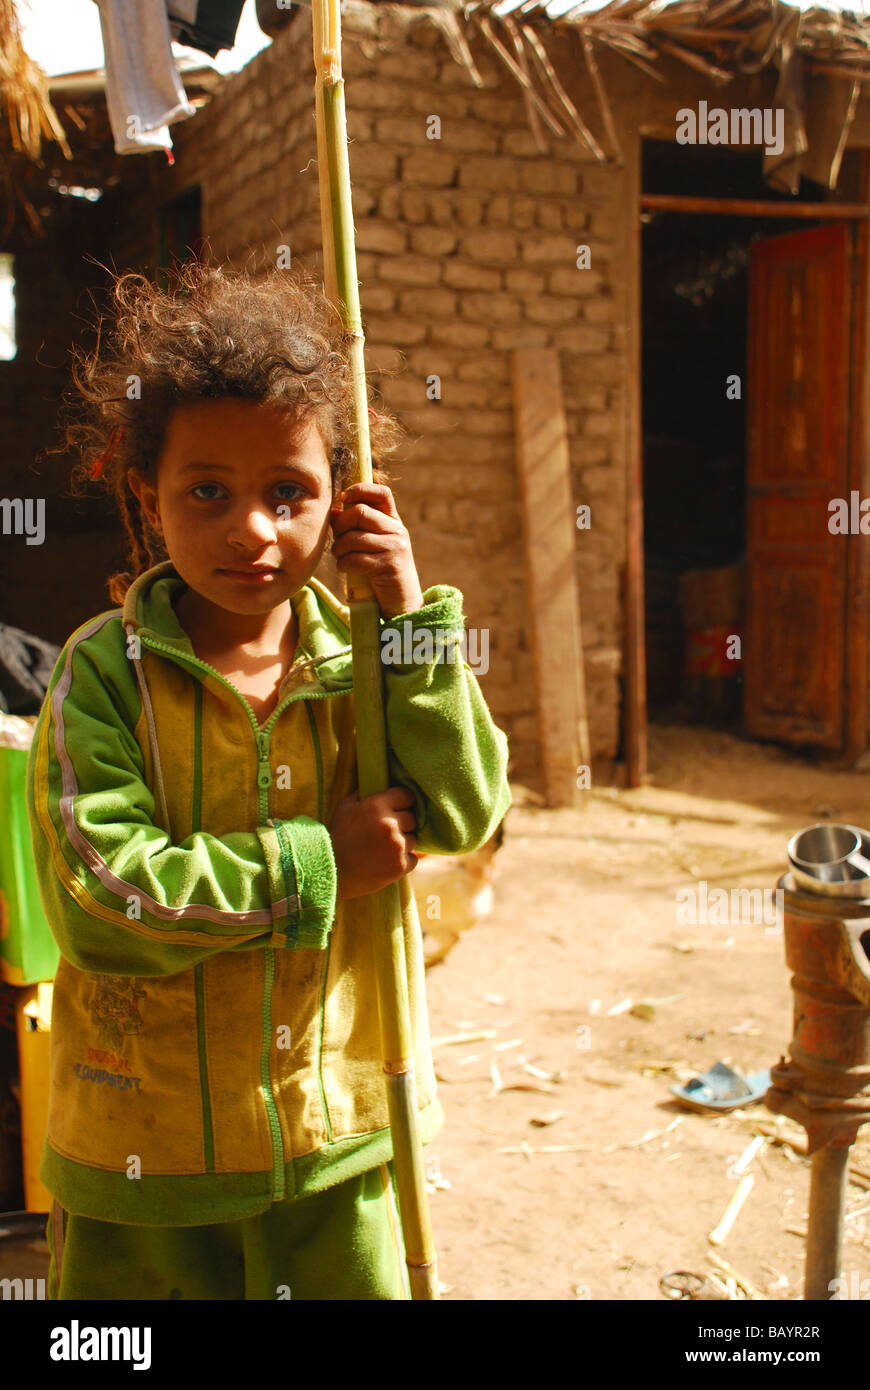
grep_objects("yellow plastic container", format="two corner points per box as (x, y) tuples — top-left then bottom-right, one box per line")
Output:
(14, 982), (53, 1213)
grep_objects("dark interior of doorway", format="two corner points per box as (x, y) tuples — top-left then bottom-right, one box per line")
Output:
(641, 140), (828, 732)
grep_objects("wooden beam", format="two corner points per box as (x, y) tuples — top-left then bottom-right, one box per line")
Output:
(846, 151), (870, 765)
(625, 131), (648, 787)
(511, 348), (590, 806)
(642, 193), (870, 220)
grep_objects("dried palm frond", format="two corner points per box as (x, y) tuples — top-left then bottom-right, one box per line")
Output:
(0, 0), (70, 162)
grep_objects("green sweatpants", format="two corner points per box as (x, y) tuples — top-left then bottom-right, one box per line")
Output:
(46, 1163), (411, 1300)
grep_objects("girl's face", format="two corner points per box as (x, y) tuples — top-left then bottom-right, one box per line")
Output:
(130, 398), (336, 616)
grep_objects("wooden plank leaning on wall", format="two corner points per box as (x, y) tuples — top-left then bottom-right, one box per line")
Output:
(511, 347), (591, 807)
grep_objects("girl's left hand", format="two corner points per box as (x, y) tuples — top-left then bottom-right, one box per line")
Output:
(330, 483), (425, 619)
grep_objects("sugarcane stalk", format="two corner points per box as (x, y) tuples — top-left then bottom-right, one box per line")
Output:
(311, 0), (439, 1302)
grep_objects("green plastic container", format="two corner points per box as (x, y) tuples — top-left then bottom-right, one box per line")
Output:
(0, 744), (58, 985)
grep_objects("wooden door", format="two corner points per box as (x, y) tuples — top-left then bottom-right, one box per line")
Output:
(745, 224), (852, 747)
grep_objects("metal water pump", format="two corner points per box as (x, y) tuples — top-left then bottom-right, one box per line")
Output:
(766, 824), (870, 1300)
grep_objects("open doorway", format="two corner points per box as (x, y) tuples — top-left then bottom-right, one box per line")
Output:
(640, 140), (843, 740)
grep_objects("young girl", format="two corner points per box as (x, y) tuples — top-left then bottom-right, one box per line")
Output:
(27, 261), (511, 1300)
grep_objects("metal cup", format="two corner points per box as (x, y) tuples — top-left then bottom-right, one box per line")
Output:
(787, 823), (870, 897)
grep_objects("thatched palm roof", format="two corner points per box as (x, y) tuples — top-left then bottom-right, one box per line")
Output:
(465, 0), (870, 86)
(435, 0), (870, 162)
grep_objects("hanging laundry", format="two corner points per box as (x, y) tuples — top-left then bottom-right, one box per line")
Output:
(167, 0), (247, 58)
(93, 0), (196, 155)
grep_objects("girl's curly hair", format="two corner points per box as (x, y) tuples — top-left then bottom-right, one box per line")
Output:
(51, 258), (403, 603)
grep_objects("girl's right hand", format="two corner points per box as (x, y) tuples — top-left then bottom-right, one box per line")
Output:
(329, 786), (419, 903)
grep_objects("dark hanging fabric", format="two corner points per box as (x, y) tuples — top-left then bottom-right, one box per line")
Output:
(0, 625), (61, 716)
(167, 0), (247, 58)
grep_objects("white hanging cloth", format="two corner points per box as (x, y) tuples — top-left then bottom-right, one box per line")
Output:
(93, 0), (196, 156)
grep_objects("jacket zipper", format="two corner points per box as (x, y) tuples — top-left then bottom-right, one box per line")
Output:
(137, 635), (346, 1202)
(304, 703), (334, 1144)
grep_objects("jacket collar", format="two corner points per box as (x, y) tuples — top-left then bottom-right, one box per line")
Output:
(122, 560), (355, 691)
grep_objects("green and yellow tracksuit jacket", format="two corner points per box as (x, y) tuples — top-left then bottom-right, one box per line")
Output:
(26, 560), (511, 1226)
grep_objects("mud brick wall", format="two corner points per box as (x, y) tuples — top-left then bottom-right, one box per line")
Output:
(340, 19), (628, 780)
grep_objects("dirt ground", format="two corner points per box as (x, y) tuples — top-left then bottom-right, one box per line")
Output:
(3, 722), (870, 1303)
(423, 723), (870, 1302)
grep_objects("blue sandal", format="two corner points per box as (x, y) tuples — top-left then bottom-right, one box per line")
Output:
(671, 1061), (770, 1112)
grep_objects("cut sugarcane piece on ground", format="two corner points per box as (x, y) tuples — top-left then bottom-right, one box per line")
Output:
(708, 1174), (755, 1246)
